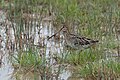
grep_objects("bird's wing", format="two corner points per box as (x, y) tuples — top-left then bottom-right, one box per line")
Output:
(70, 34), (98, 45)
(79, 36), (98, 45)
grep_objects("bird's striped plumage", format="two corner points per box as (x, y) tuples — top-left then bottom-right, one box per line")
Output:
(62, 27), (98, 50)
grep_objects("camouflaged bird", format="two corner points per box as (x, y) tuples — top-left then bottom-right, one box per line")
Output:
(62, 27), (99, 50)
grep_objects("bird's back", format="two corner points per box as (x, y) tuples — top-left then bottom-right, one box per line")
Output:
(65, 33), (98, 50)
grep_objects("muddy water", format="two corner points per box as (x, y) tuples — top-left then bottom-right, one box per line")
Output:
(0, 11), (73, 80)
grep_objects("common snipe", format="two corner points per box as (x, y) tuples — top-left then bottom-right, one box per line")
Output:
(62, 27), (99, 50)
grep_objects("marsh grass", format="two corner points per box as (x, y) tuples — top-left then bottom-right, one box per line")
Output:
(12, 48), (43, 72)
(11, 47), (57, 79)
(1, 0), (120, 79)
(65, 48), (102, 66)
(79, 59), (120, 79)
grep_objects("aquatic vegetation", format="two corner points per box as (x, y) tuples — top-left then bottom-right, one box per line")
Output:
(79, 59), (120, 79)
(11, 48), (43, 72)
(11, 48), (57, 79)
(65, 48), (102, 66)
(0, 0), (120, 79)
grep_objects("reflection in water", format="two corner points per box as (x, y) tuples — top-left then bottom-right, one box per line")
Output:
(0, 11), (71, 80)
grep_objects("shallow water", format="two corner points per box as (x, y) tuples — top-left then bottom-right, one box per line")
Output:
(0, 10), (72, 80)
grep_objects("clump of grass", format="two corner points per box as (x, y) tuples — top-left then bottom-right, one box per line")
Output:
(11, 48), (43, 72)
(79, 59), (120, 80)
(11, 48), (61, 80)
(65, 48), (102, 66)
(11, 48), (69, 80)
